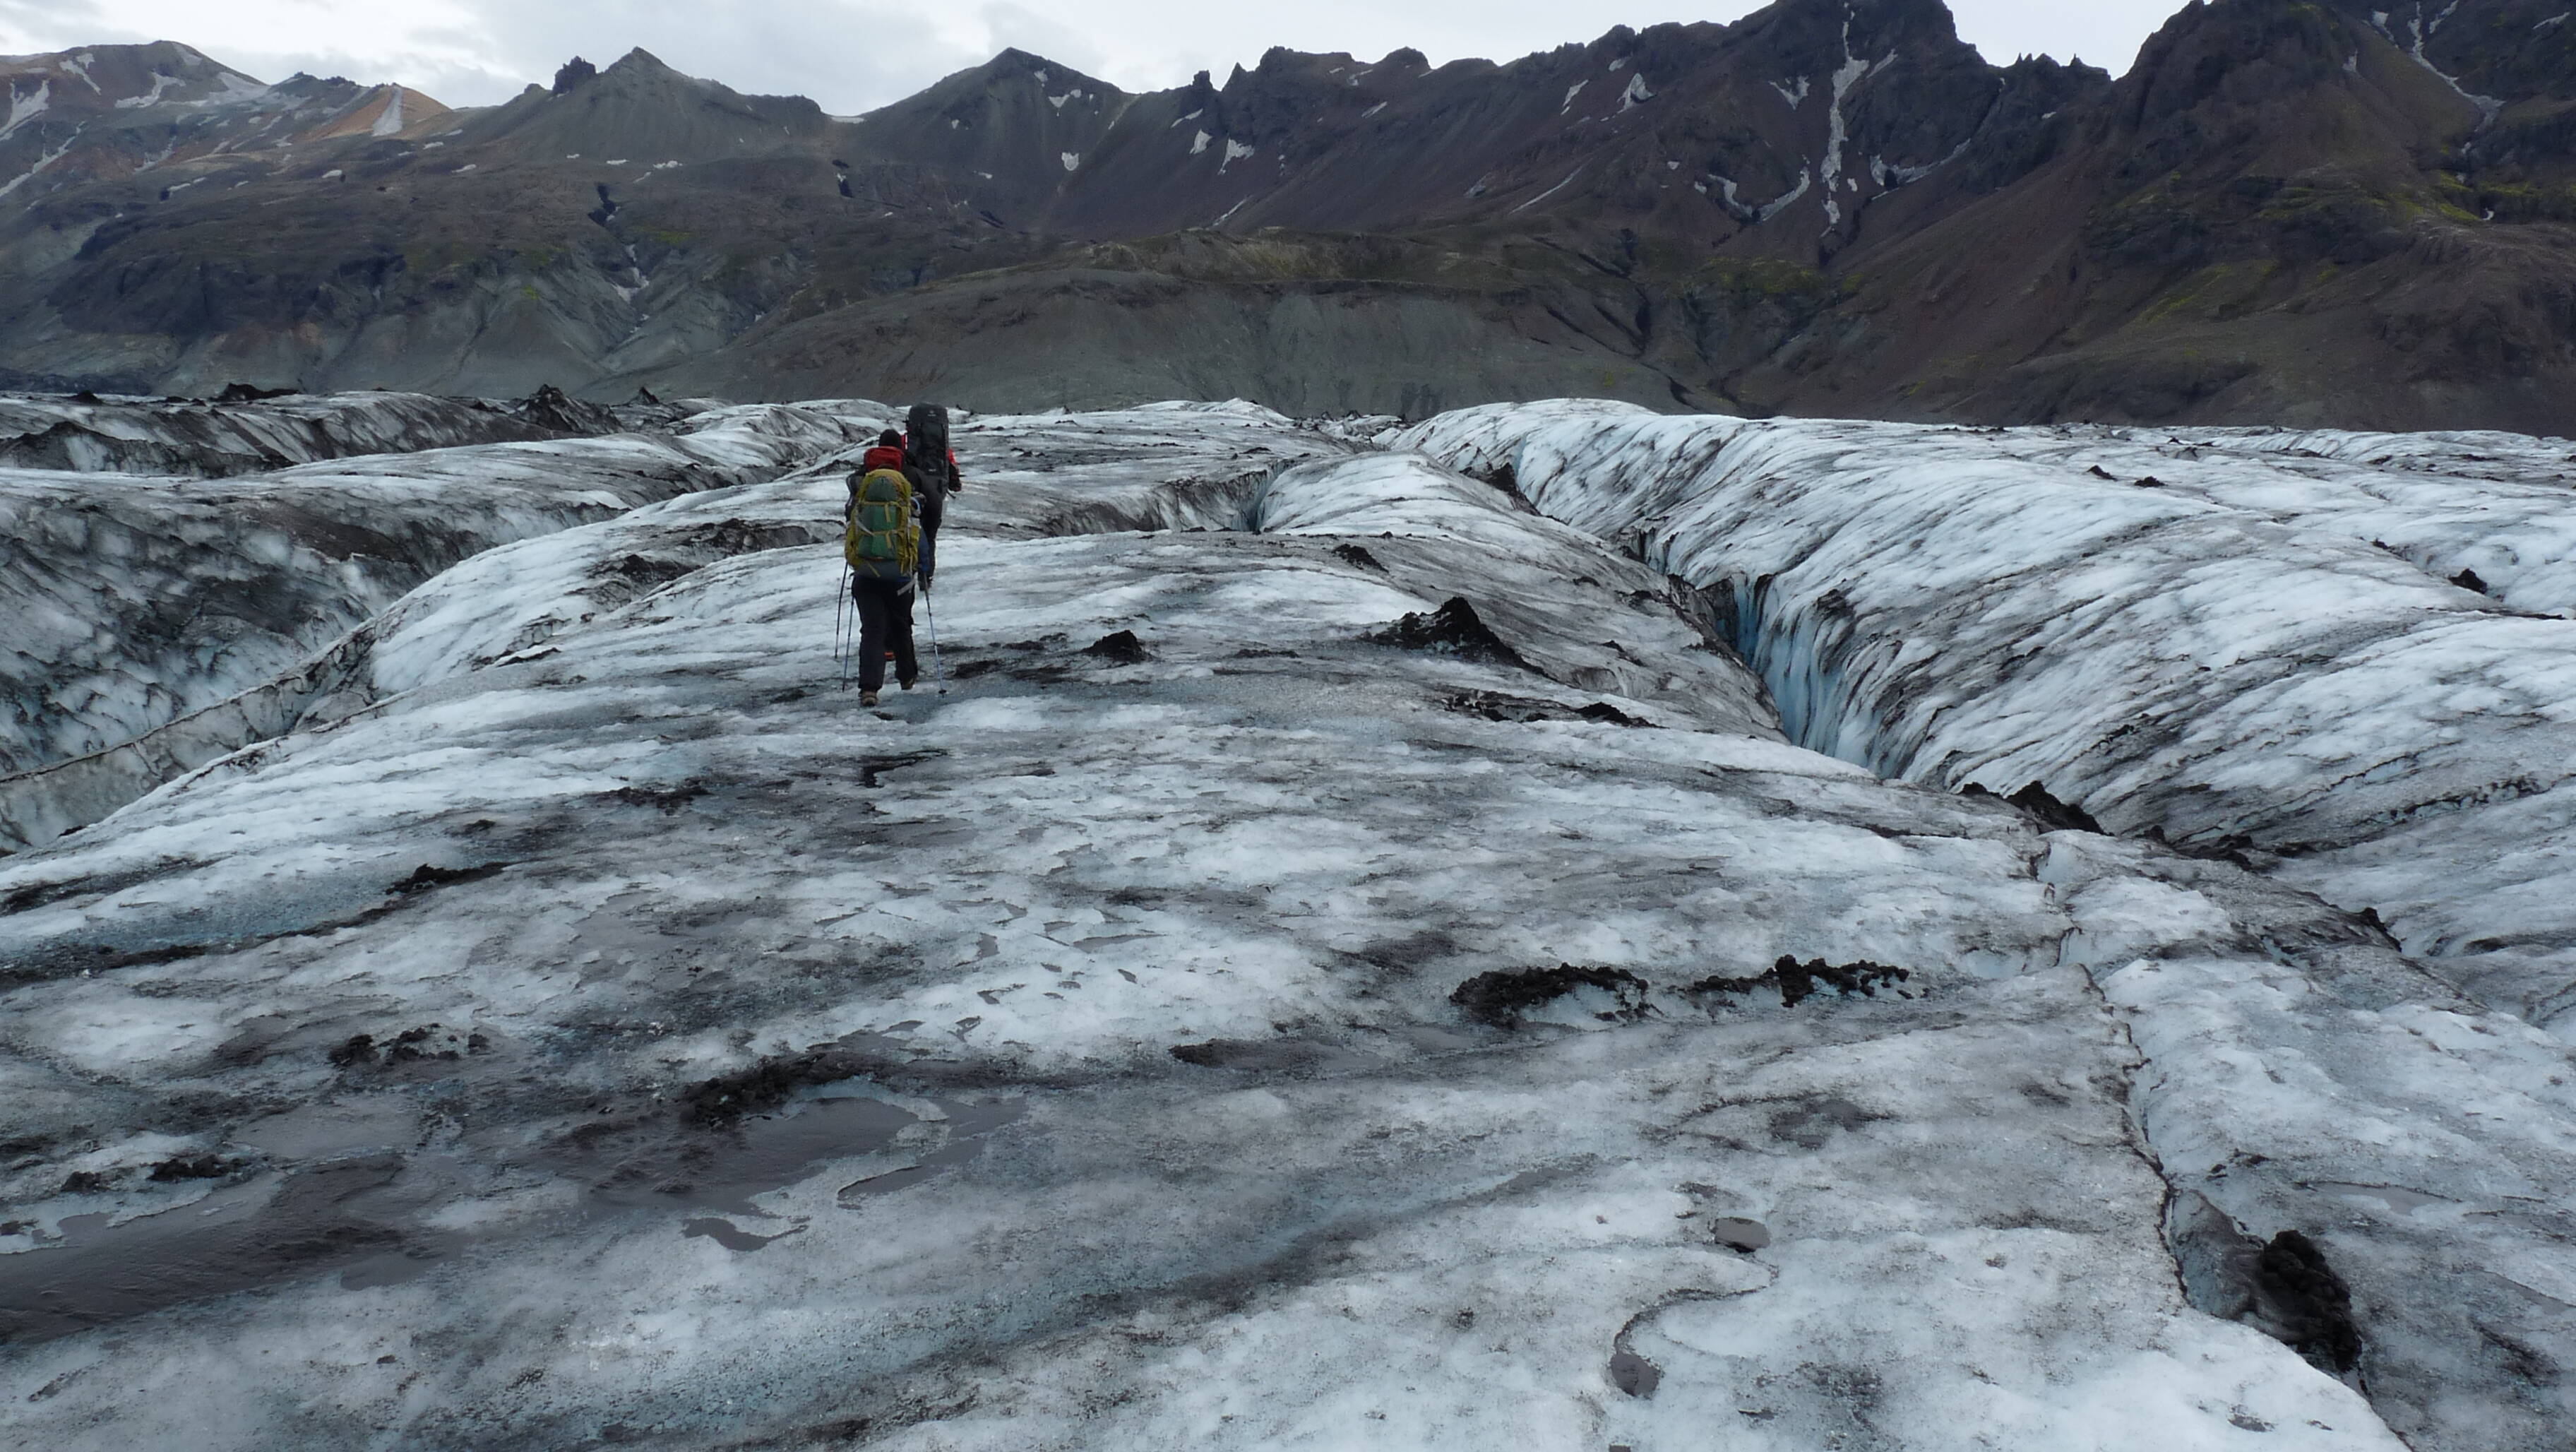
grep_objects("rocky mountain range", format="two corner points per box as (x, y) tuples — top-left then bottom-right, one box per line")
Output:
(1, 0), (2570, 429)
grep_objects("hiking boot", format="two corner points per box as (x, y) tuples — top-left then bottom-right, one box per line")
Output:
(898, 674), (917, 691)
(859, 690), (880, 707)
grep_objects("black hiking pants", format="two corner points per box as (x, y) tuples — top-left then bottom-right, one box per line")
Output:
(918, 494), (945, 590)
(850, 576), (918, 691)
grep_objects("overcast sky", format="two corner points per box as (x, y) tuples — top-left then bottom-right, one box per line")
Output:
(2, 0), (2185, 112)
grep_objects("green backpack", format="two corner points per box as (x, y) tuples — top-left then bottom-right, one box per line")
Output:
(845, 467), (919, 578)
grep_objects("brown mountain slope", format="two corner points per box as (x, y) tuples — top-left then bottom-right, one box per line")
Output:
(0, 0), (2567, 429)
(642, 229), (1722, 415)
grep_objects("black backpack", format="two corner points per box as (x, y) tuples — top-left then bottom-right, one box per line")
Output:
(905, 403), (952, 491)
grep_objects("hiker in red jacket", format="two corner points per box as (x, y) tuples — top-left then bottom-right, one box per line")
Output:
(857, 431), (910, 480)
(845, 429), (919, 704)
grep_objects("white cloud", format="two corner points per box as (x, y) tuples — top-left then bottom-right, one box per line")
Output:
(0, 0), (126, 47)
(1950, 0), (2158, 73)
(0, 0), (2176, 112)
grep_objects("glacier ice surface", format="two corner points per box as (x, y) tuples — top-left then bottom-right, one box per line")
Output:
(1398, 403), (2576, 1033)
(0, 398), (2572, 1448)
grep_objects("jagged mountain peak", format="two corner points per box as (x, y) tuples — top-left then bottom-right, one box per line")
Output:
(850, 47), (1129, 143)
(840, 47), (1131, 203)
(3, 37), (232, 78)
(1724, 0), (1978, 69)
(1, 38), (267, 114)
(2106, 0), (2486, 165)
(449, 44), (827, 160)
(914, 47), (1123, 100)
(538, 46), (744, 105)
(551, 55), (598, 93)
(535, 46), (813, 111)
(987, 46), (1073, 76)
(595, 47), (703, 88)
(1719, 0), (1969, 45)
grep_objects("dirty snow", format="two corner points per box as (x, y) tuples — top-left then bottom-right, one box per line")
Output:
(0, 126), (82, 199)
(112, 71), (181, 110)
(1818, 19), (1873, 225)
(2372, 4), (2505, 127)
(1, 78), (49, 138)
(1754, 167), (1813, 222)
(1513, 167), (1584, 213)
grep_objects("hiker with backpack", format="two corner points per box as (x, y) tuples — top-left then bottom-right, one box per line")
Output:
(903, 403), (962, 592)
(845, 429), (922, 706)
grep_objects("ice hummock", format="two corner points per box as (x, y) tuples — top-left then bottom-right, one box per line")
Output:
(0, 399), (869, 847)
(1396, 403), (2576, 1033)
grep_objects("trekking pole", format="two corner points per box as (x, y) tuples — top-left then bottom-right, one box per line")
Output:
(921, 582), (948, 696)
(834, 561), (851, 690)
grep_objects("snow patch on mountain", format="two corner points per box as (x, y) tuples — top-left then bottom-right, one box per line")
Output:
(1888, 135), (1973, 186)
(2373, 4), (2505, 127)
(1753, 168), (1812, 222)
(0, 127), (80, 198)
(113, 71), (180, 109)
(203, 71), (269, 106)
(1513, 167), (1584, 213)
(2, 78), (49, 137)
(1818, 20), (1873, 224)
